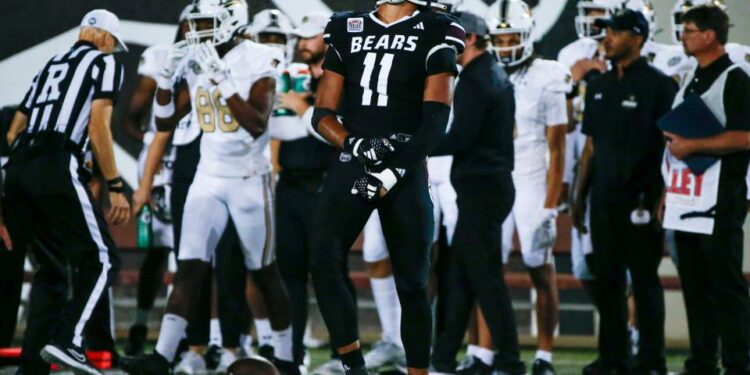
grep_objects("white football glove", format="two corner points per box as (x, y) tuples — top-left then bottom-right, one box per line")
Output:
(350, 168), (405, 202)
(194, 41), (238, 99)
(531, 208), (558, 250)
(157, 41), (189, 90)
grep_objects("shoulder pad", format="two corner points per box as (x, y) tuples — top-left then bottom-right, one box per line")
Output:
(138, 44), (169, 79)
(533, 59), (573, 93)
(726, 43), (750, 70)
(557, 38), (598, 68)
(422, 11), (465, 55)
(652, 45), (694, 77)
(226, 41), (284, 78)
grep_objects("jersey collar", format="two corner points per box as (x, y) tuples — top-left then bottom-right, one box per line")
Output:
(368, 10), (420, 28)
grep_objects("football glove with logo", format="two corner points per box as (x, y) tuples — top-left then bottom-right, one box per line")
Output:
(343, 136), (395, 167)
(350, 168), (404, 202)
(531, 208), (558, 250)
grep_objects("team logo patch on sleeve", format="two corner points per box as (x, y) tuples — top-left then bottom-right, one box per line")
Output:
(668, 56), (682, 67)
(347, 18), (364, 33)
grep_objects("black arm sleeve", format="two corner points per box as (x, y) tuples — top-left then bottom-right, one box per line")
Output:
(426, 46), (458, 76)
(388, 101), (451, 170)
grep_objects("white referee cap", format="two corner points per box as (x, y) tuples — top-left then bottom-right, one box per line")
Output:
(81, 9), (129, 52)
(292, 12), (331, 39)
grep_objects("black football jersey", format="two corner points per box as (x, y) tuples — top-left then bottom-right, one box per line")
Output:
(323, 9), (465, 138)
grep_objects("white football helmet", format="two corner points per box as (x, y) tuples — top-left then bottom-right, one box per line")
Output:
(624, 0), (657, 40)
(671, 0), (727, 44)
(375, 0), (448, 11)
(488, 0), (534, 67)
(249, 9), (295, 59)
(186, 0), (249, 46)
(575, 0), (624, 40)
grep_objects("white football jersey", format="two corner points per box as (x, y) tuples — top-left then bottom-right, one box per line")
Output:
(727, 43), (750, 75)
(183, 40), (283, 178)
(652, 45), (695, 87)
(510, 59), (572, 177)
(557, 38), (601, 71)
(641, 40), (670, 66)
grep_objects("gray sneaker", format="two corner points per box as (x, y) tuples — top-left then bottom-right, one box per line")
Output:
(313, 359), (345, 375)
(364, 340), (406, 371)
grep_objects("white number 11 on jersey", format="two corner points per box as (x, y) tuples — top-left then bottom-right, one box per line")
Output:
(361, 52), (394, 107)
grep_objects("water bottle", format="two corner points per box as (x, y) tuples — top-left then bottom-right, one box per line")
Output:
(137, 205), (152, 249)
(273, 71), (293, 117)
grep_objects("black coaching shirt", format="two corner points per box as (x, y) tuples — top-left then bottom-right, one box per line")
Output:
(683, 54), (750, 223)
(278, 75), (336, 172)
(322, 9), (465, 140)
(582, 57), (678, 206)
(17, 41), (124, 152)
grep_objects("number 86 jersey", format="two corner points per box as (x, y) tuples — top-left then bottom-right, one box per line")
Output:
(323, 10), (465, 138)
(183, 40), (284, 178)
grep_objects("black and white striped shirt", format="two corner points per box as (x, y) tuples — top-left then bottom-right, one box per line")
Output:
(18, 40), (124, 151)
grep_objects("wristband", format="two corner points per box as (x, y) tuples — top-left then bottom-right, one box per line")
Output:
(107, 177), (124, 193)
(156, 75), (173, 91)
(153, 100), (175, 119)
(218, 79), (238, 99)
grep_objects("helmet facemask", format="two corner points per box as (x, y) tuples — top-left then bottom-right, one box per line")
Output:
(491, 30), (533, 67)
(375, 0), (448, 11)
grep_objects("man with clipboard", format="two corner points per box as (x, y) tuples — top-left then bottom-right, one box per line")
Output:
(659, 4), (750, 375)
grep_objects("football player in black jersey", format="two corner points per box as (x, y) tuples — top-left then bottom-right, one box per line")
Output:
(309, 1), (465, 374)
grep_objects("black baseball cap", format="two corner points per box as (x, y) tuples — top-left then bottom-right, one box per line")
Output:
(594, 8), (649, 40)
(454, 11), (489, 38)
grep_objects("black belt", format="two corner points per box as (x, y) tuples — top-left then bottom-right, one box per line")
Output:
(15, 132), (82, 154)
(10, 132), (84, 164)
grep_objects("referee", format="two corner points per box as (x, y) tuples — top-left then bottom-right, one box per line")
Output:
(3, 9), (128, 374)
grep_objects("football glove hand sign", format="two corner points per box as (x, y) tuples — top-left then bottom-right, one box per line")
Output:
(351, 168), (404, 202)
(344, 136), (395, 167)
(532, 208), (558, 250)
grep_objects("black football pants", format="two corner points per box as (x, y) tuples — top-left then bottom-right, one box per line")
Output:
(4, 149), (120, 374)
(275, 171), (356, 365)
(431, 175), (525, 374)
(589, 201), (665, 373)
(309, 155), (433, 368)
(675, 217), (750, 375)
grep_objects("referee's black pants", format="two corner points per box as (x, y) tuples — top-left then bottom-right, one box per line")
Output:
(431, 175), (525, 375)
(309, 155), (433, 368)
(675, 216), (750, 375)
(4, 148), (120, 373)
(589, 201), (665, 373)
(0, 236), (25, 347)
(275, 170), (356, 365)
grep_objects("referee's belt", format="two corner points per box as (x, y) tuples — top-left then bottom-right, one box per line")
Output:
(14, 132), (83, 157)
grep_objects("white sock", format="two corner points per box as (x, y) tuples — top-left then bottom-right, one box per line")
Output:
(135, 308), (149, 326)
(240, 334), (253, 349)
(209, 318), (222, 347)
(466, 344), (479, 357)
(255, 319), (273, 347)
(370, 276), (402, 347)
(272, 326), (294, 362)
(535, 350), (552, 363)
(155, 314), (187, 362)
(474, 347), (494, 366)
